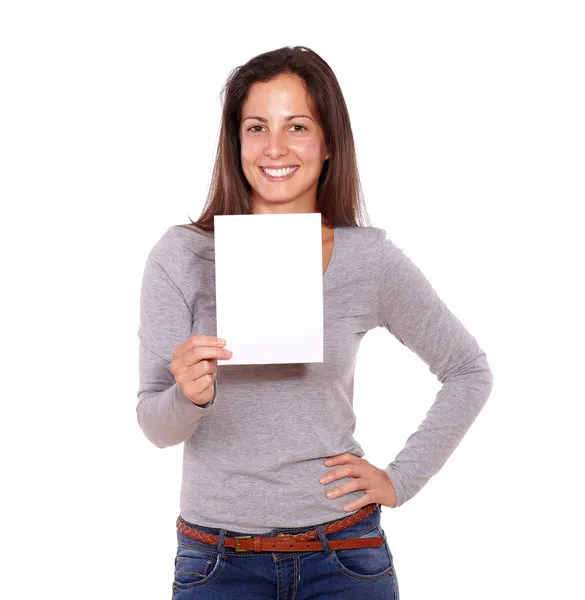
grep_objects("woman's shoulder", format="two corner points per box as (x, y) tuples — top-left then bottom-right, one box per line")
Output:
(148, 223), (216, 263)
(340, 224), (391, 251)
(340, 225), (413, 278)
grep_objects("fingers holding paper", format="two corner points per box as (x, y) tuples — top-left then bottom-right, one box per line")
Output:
(170, 336), (232, 406)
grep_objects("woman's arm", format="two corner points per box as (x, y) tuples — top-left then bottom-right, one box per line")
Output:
(377, 233), (494, 508)
(136, 228), (217, 449)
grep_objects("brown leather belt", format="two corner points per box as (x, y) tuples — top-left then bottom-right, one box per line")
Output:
(176, 503), (383, 553)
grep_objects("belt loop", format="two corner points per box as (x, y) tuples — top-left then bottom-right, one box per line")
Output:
(217, 529), (227, 558)
(316, 524), (332, 555)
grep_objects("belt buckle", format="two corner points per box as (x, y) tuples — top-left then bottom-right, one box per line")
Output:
(234, 535), (252, 552)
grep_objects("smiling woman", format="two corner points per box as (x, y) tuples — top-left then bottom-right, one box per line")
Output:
(238, 75), (330, 213)
(137, 44), (493, 600)
(187, 46), (370, 233)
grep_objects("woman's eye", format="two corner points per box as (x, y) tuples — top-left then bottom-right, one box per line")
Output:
(291, 124), (307, 132)
(247, 125), (263, 132)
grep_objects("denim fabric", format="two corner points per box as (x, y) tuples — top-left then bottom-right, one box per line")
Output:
(172, 503), (399, 599)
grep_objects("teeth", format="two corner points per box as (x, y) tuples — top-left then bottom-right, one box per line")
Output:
(262, 166), (297, 177)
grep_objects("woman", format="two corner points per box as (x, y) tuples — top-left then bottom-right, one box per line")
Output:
(137, 46), (493, 599)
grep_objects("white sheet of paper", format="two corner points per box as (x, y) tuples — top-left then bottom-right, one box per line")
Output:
(214, 213), (324, 365)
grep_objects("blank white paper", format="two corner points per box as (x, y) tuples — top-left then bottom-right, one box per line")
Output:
(214, 213), (324, 365)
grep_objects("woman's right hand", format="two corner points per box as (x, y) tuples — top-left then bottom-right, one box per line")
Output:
(170, 336), (232, 406)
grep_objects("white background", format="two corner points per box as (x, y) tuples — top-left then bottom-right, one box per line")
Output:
(1, 1), (583, 598)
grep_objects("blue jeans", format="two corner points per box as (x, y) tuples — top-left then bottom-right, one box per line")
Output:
(172, 503), (399, 599)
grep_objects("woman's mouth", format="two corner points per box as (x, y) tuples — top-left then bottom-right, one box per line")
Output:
(258, 165), (300, 182)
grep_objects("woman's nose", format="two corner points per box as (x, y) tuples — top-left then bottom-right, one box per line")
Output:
(263, 131), (288, 158)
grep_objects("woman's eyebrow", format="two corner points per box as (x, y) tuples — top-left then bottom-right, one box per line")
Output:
(242, 114), (314, 122)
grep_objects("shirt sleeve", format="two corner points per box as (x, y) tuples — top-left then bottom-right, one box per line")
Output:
(136, 228), (217, 449)
(377, 233), (494, 508)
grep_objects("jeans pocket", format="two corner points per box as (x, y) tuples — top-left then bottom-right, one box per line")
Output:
(326, 524), (394, 583)
(173, 545), (225, 590)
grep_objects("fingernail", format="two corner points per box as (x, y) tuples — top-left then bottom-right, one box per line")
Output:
(216, 339), (226, 344)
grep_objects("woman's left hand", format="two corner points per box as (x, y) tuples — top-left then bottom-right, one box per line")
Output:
(319, 452), (397, 511)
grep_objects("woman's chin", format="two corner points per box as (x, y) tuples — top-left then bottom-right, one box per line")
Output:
(253, 189), (303, 204)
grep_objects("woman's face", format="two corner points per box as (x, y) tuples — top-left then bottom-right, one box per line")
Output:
(239, 73), (330, 214)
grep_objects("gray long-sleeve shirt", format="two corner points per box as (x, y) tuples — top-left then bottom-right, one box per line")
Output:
(136, 223), (493, 533)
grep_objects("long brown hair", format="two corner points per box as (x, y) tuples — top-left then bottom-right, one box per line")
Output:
(185, 46), (372, 233)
